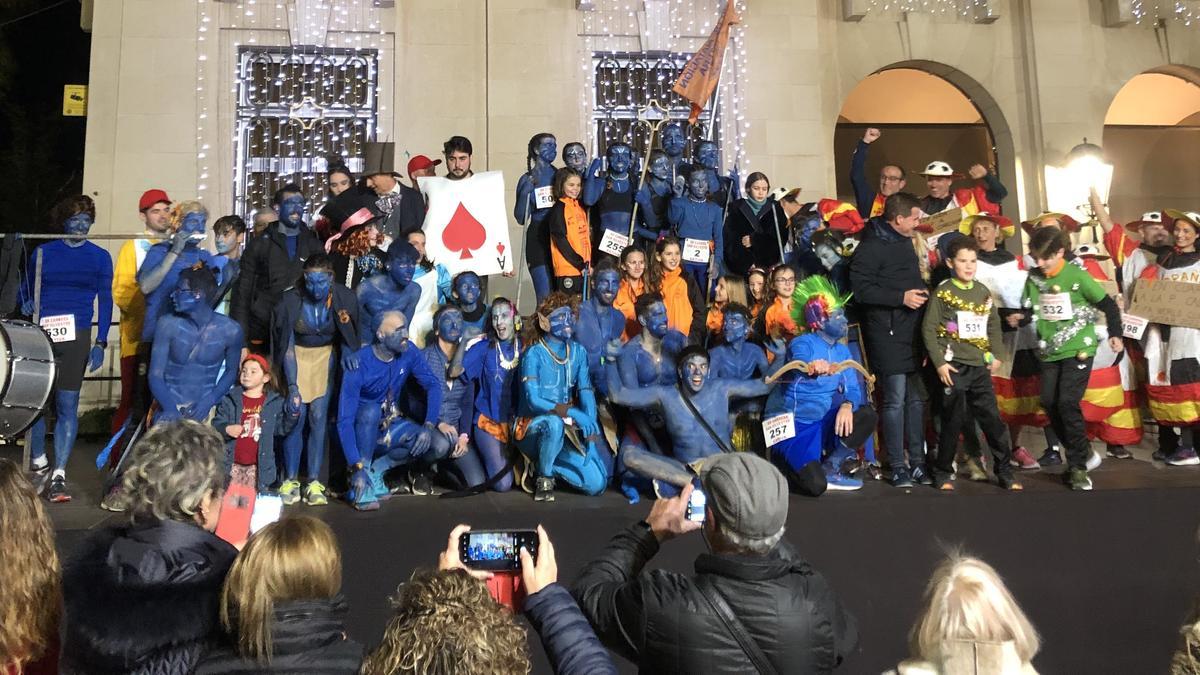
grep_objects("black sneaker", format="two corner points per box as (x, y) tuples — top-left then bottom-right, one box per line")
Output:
(409, 471), (434, 496)
(910, 464), (933, 486)
(534, 476), (556, 502)
(1106, 444), (1133, 460)
(891, 467), (914, 489)
(1039, 447), (1063, 467)
(45, 475), (71, 503)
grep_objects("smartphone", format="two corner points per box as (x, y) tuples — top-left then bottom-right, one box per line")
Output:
(460, 529), (538, 572)
(250, 494), (283, 534)
(686, 488), (707, 523)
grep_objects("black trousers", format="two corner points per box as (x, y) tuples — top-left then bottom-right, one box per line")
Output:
(934, 363), (1014, 481)
(1040, 357), (1094, 471)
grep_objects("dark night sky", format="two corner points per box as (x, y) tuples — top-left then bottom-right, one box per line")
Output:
(0, 0), (92, 231)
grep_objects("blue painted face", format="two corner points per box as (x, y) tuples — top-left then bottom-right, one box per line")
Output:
(607, 146), (632, 175)
(389, 254), (417, 286)
(381, 319), (409, 354)
(215, 230), (240, 254)
(278, 194), (306, 226)
(304, 270), (333, 300)
(547, 306), (574, 341)
(696, 142), (719, 170)
(643, 301), (669, 339)
(823, 308), (849, 340)
(723, 312), (749, 344)
(680, 354), (710, 394)
(649, 155), (671, 181)
(661, 124), (686, 157)
(437, 309), (464, 344)
(455, 274), (481, 306)
(563, 144), (588, 173)
(687, 170), (709, 201)
(63, 213), (93, 241)
(594, 269), (620, 306)
(537, 137), (558, 164)
(171, 278), (201, 313)
(180, 211), (207, 237)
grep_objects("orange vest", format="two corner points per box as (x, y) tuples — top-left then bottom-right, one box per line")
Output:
(660, 266), (694, 337)
(706, 306), (724, 334)
(764, 296), (799, 342)
(551, 198), (592, 277)
(615, 277), (644, 340)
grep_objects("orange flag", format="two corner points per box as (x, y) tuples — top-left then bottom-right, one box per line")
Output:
(672, 1), (741, 124)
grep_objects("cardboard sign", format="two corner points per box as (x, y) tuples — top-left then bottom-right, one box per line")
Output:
(919, 207), (964, 239)
(39, 314), (76, 343)
(1099, 280), (1120, 298)
(1121, 313), (1148, 340)
(762, 413), (796, 447)
(534, 185), (554, 209)
(598, 228), (629, 257)
(956, 311), (988, 340)
(418, 171), (515, 277)
(682, 237), (711, 264)
(1040, 293), (1073, 322)
(1129, 278), (1200, 329)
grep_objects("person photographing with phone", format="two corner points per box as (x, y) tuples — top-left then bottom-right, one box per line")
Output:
(572, 453), (858, 674)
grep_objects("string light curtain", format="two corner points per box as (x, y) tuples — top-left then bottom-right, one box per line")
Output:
(1131, 1), (1200, 25)
(857, 0), (995, 19)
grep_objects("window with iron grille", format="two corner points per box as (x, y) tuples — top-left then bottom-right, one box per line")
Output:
(234, 47), (380, 215)
(592, 52), (719, 163)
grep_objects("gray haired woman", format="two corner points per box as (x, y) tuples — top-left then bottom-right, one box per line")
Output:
(60, 420), (237, 674)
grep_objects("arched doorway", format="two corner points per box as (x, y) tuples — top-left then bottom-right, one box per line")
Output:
(1104, 66), (1200, 219)
(835, 61), (1014, 216)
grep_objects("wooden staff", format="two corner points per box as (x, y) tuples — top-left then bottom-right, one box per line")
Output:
(627, 99), (672, 241)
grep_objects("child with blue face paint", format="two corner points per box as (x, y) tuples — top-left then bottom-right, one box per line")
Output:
(137, 201), (214, 345)
(514, 132), (558, 304)
(273, 253), (362, 506)
(514, 292), (609, 502)
(667, 169), (724, 294)
(19, 195), (113, 502)
(450, 271), (488, 333)
(457, 298), (521, 492)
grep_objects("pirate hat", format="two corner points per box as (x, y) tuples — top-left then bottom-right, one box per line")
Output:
(919, 161), (963, 179)
(1164, 209), (1200, 230)
(320, 190), (384, 235)
(362, 142), (400, 177)
(1021, 211), (1079, 235)
(959, 212), (1015, 239)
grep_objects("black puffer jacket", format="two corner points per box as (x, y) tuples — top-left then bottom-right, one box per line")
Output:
(232, 222), (324, 348)
(61, 519), (237, 675)
(848, 217), (928, 375)
(194, 597), (363, 674)
(572, 524), (858, 674)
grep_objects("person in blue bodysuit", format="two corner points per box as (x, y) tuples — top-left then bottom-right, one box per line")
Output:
(273, 253), (361, 506)
(456, 297), (521, 492)
(357, 240), (421, 334)
(574, 260), (626, 399)
(20, 195), (113, 503)
(449, 271), (488, 334)
(514, 132), (557, 303)
(767, 276), (877, 496)
(604, 343), (774, 491)
(582, 143), (637, 259)
(137, 201), (214, 346)
(668, 168), (724, 294)
(633, 151), (674, 250)
(410, 306), (482, 489)
(513, 292), (609, 502)
(149, 267), (242, 425)
(659, 122), (688, 183)
(338, 310), (445, 511)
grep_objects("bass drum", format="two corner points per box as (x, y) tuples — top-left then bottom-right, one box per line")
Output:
(0, 320), (56, 440)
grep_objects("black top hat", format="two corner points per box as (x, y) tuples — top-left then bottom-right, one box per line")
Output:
(320, 190), (384, 234)
(362, 142), (398, 177)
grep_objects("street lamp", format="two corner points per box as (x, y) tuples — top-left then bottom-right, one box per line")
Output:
(1044, 138), (1114, 224)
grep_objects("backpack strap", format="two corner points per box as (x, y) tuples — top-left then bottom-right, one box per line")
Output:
(696, 575), (780, 675)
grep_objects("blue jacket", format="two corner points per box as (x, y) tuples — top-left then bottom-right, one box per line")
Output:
(212, 387), (297, 491)
(524, 583), (618, 675)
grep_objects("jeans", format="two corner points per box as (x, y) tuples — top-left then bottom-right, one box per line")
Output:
(368, 418), (451, 474)
(1039, 357), (1094, 470)
(473, 424), (514, 492)
(934, 364), (1013, 481)
(881, 372), (926, 470)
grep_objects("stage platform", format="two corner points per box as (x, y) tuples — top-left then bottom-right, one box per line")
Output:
(8, 434), (1199, 674)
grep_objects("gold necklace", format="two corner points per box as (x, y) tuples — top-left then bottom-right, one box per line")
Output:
(539, 339), (570, 366)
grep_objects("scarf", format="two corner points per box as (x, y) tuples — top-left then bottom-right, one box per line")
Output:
(747, 197), (766, 216)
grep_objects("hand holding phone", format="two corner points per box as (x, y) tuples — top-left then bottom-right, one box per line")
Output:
(686, 487), (707, 523)
(459, 528), (539, 572)
(519, 525), (557, 595)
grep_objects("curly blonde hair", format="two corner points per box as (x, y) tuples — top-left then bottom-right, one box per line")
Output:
(116, 419), (226, 523)
(170, 199), (209, 229)
(0, 459), (61, 669)
(361, 568), (530, 675)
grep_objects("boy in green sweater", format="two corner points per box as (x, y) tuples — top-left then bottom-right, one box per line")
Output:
(1019, 227), (1123, 491)
(922, 237), (1022, 491)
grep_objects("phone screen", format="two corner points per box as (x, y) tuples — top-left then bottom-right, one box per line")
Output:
(461, 530), (537, 571)
(686, 488), (707, 523)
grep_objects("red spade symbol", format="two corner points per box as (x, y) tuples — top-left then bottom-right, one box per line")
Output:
(442, 202), (486, 260)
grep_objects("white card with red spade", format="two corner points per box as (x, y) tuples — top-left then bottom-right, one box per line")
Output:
(417, 170), (515, 277)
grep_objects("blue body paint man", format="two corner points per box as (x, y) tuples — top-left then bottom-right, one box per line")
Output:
(337, 310), (445, 510)
(515, 294), (609, 502)
(660, 123), (688, 184)
(149, 267), (242, 424)
(458, 298), (521, 492)
(413, 307), (483, 488)
(582, 143), (639, 253)
(574, 266), (625, 398)
(668, 169), (724, 293)
(632, 151), (674, 247)
(357, 241), (421, 335)
(514, 133), (557, 303)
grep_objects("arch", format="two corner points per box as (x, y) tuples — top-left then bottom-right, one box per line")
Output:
(1103, 65), (1200, 219)
(833, 59), (1016, 218)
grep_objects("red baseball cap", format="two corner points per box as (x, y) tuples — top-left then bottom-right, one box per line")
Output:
(407, 155), (442, 177)
(139, 189), (171, 211)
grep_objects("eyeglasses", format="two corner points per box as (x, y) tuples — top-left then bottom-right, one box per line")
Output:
(775, 276), (796, 284)
(881, 175), (904, 183)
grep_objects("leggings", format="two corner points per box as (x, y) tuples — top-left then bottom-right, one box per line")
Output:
(474, 424), (514, 492)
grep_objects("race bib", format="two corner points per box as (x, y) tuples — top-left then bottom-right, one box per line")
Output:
(598, 229), (629, 257)
(956, 311), (988, 340)
(762, 413), (796, 447)
(534, 185), (554, 209)
(1040, 293), (1073, 321)
(39, 314), (76, 343)
(682, 237), (711, 264)
(1121, 313), (1148, 340)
